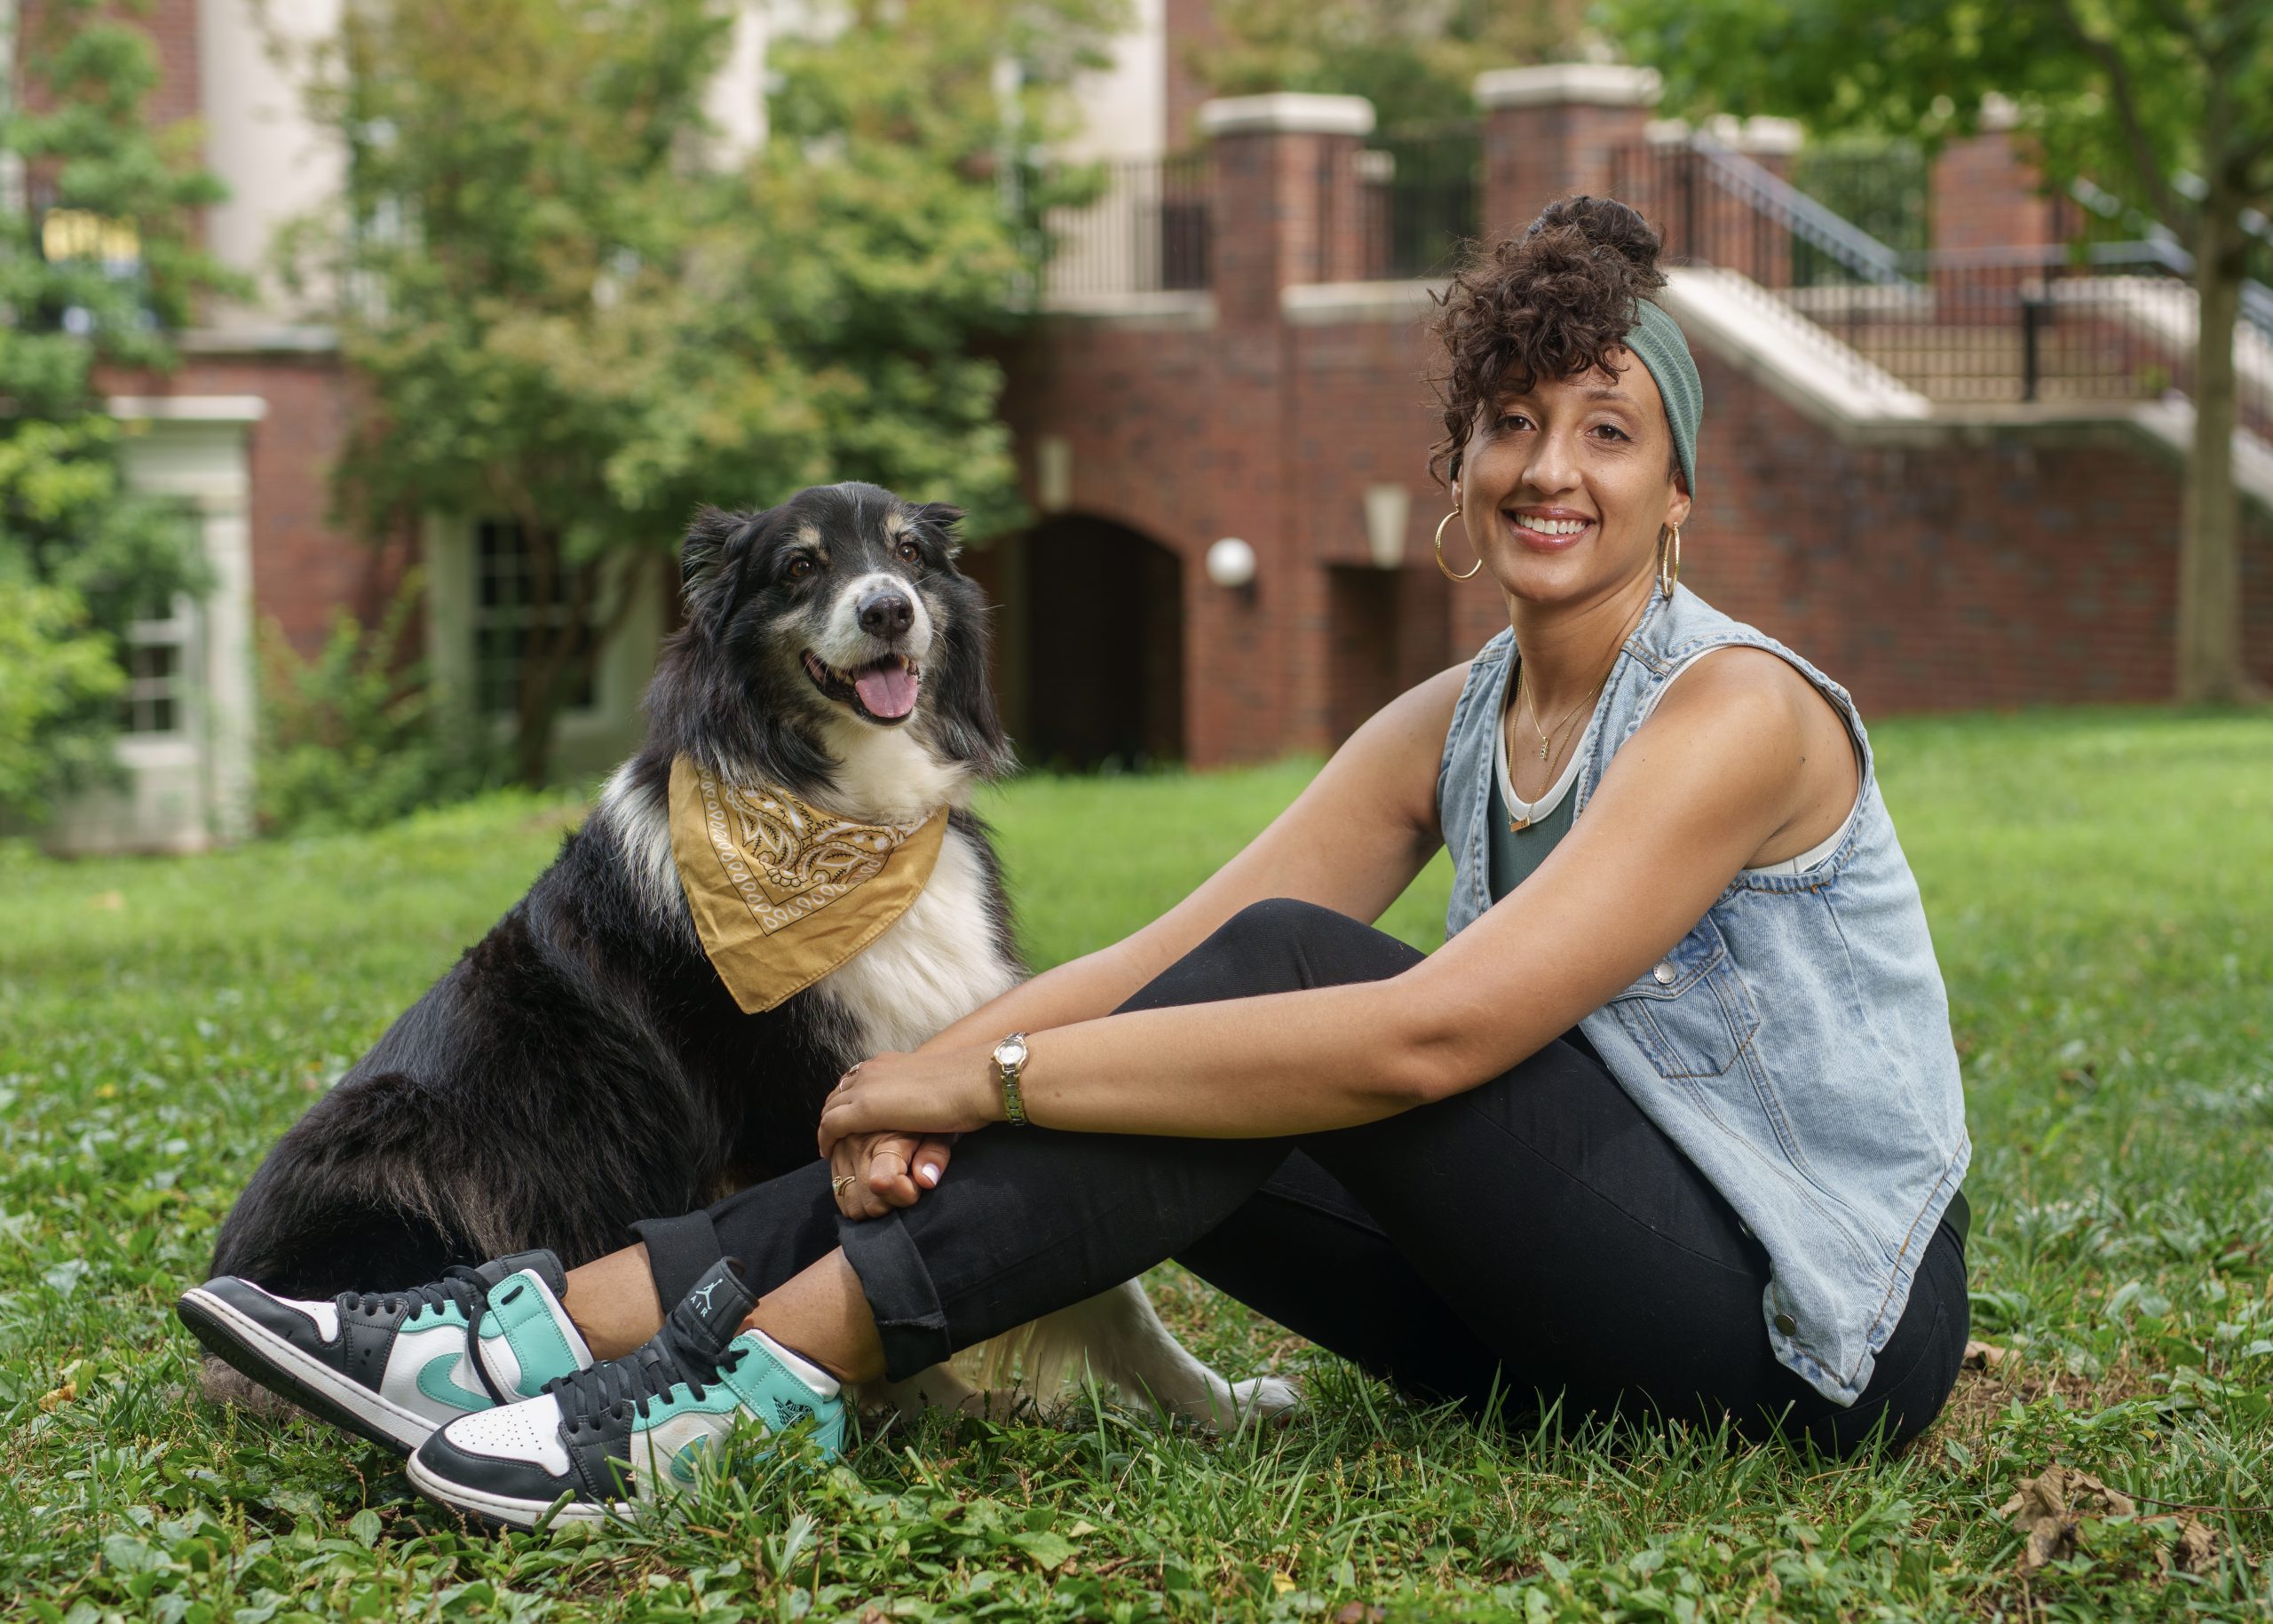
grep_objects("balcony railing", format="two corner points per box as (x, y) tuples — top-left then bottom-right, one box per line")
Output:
(1609, 137), (2273, 435)
(1357, 125), (1481, 280)
(1039, 154), (1211, 303)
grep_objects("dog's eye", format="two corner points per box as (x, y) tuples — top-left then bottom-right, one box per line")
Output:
(895, 541), (923, 566)
(784, 556), (815, 582)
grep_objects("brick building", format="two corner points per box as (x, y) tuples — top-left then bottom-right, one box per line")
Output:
(38, 3), (2273, 847)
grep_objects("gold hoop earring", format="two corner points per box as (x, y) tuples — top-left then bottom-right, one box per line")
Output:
(1658, 523), (1683, 598)
(1435, 508), (1481, 582)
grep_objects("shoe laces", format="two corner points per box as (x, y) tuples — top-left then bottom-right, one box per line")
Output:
(340, 1265), (508, 1404)
(546, 1325), (748, 1431)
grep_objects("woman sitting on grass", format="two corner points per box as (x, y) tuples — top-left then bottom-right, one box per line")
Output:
(189, 196), (1971, 1525)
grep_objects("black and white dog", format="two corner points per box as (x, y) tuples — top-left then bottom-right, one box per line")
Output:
(207, 481), (1291, 1425)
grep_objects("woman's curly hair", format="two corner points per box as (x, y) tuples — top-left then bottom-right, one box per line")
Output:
(1427, 195), (1667, 488)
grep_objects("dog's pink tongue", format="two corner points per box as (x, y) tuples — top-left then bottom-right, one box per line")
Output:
(854, 661), (919, 718)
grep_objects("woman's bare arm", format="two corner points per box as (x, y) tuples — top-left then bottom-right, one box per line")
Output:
(913, 662), (1468, 1056)
(820, 652), (1826, 1148)
(828, 666), (1463, 1214)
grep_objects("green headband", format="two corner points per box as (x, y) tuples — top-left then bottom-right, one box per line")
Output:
(1624, 299), (1701, 500)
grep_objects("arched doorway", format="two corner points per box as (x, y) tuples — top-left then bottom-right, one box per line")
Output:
(968, 513), (1186, 771)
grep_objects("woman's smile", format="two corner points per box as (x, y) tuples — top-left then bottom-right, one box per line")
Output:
(1502, 506), (1597, 551)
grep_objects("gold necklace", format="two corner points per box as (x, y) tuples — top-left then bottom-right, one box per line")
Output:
(1505, 667), (1604, 832)
(1503, 595), (1651, 831)
(1517, 663), (1604, 763)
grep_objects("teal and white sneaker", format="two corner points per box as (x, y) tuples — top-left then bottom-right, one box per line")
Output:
(406, 1257), (846, 1529)
(177, 1250), (593, 1456)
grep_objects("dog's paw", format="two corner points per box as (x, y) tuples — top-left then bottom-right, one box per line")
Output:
(1230, 1374), (1302, 1425)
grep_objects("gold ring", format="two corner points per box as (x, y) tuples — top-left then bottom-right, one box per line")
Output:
(832, 1174), (857, 1196)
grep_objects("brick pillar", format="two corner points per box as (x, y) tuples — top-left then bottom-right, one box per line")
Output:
(1183, 93), (1375, 763)
(1200, 93), (1375, 325)
(1932, 99), (2061, 255)
(1476, 64), (1660, 239)
(1929, 99), (2066, 340)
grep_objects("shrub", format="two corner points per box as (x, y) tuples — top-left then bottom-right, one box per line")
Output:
(256, 574), (495, 834)
(0, 580), (129, 822)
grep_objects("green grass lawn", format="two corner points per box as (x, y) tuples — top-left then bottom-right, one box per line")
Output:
(3, 708), (2269, 1620)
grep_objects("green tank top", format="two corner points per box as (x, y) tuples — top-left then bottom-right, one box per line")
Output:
(1486, 757), (1578, 899)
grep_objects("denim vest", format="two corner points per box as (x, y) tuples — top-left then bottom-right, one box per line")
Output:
(1437, 584), (1970, 1404)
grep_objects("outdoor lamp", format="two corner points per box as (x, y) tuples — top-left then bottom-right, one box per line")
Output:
(1206, 536), (1257, 590)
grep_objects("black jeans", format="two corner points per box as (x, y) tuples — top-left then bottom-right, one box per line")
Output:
(633, 899), (1968, 1454)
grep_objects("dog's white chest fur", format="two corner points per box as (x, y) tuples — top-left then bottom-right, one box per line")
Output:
(603, 728), (1018, 1061)
(809, 820), (1018, 1058)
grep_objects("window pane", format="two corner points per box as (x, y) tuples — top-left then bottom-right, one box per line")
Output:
(469, 519), (599, 717)
(131, 644), (178, 682)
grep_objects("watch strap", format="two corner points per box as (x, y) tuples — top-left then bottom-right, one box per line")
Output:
(995, 1032), (1029, 1128)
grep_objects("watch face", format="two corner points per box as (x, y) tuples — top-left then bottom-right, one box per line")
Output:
(994, 1035), (1028, 1069)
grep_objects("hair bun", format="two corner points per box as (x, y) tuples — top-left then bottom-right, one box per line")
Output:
(1523, 195), (1665, 287)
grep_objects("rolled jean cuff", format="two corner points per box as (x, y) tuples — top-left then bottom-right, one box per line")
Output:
(628, 1207), (725, 1311)
(838, 1208), (953, 1379)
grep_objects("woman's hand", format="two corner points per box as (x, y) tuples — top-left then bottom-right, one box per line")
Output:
(828, 1129), (961, 1219)
(819, 1047), (1000, 1162)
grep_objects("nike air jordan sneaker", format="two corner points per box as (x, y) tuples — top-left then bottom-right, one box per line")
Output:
(177, 1250), (593, 1455)
(407, 1256), (846, 1528)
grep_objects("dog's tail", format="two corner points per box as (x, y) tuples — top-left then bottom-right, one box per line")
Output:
(955, 1279), (1254, 1422)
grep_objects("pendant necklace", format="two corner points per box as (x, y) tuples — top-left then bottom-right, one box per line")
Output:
(1504, 593), (1650, 833)
(1506, 665), (1603, 832)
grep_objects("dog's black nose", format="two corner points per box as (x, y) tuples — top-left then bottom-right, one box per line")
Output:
(858, 588), (915, 638)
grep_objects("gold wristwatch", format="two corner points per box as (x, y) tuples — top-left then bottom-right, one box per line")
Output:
(991, 1032), (1031, 1127)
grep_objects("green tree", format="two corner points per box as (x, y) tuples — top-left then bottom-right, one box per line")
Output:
(291, 0), (1120, 786)
(0, 2), (233, 822)
(1192, 0), (1593, 131)
(1608, 0), (2272, 703)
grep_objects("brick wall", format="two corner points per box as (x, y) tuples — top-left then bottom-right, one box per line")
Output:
(1161, 0), (1217, 153)
(18, 1), (194, 121)
(999, 295), (2273, 764)
(1931, 129), (2067, 255)
(107, 353), (412, 657)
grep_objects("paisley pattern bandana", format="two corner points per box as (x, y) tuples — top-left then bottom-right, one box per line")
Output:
(668, 756), (946, 1014)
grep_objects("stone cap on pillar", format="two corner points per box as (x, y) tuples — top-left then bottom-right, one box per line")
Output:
(1646, 115), (1803, 155)
(1474, 64), (1661, 110)
(1199, 92), (1376, 139)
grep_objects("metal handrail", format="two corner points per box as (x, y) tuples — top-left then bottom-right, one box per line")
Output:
(2066, 175), (2273, 341)
(1685, 136), (1912, 285)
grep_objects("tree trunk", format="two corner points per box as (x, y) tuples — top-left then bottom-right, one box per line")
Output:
(509, 541), (644, 787)
(2176, 187), (2251, 702)
(508, 527), (592, 788)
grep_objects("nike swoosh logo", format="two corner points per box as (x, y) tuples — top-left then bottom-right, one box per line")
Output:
(416, 1353), (491, 1413)
(669, 1436), (716, 1485)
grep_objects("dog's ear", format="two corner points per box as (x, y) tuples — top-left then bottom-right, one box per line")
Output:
(683, 505), (758, 597)
(908, 502), (965, 558)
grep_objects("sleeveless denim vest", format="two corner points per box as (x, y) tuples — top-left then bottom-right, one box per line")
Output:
(1437, 583), (1970, 1404)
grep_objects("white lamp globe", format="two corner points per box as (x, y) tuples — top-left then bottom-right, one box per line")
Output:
(1206, 536), (1257, 590)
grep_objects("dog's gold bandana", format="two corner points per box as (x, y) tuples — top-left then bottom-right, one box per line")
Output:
(668, 757), (946, 1014)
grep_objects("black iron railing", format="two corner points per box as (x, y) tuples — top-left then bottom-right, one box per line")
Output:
(1608, 136), (2273, 433)
(1786, 140), (1931, 260)
(1358, 124), (1481, 280)
(1038, 153), (1211, 301)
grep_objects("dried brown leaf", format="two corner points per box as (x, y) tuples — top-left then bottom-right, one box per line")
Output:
(2000, 1464), (2137, 1572)
(2168, 1516), (2221, 1576)
(1962, 1339), (2009, 1372)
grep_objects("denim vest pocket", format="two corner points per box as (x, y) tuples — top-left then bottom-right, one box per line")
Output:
(1610, 915), (1762, 1079)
